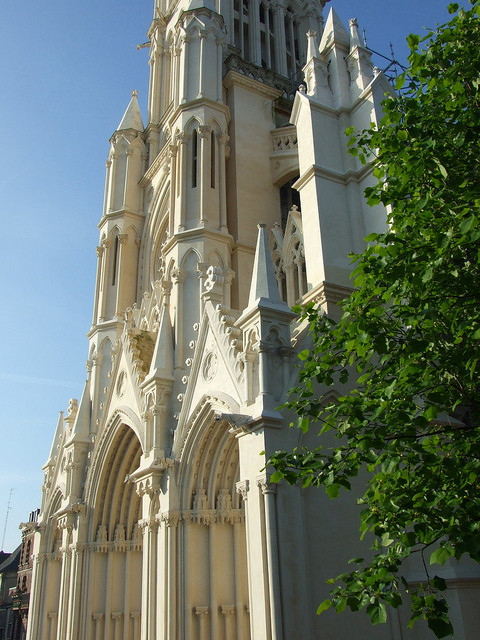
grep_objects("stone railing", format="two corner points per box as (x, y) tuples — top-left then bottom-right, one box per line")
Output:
(224, 52), (299, 100)
(271, 126), (298, 154)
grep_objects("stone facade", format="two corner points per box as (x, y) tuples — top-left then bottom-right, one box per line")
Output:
(26, 1), (480, 639)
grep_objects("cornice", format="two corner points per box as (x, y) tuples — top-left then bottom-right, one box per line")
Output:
(293, 160), (372, 190)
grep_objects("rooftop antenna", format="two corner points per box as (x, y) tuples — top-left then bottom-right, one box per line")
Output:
(1, 488), (14, 551)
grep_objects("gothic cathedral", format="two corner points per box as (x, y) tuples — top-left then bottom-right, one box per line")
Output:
(25, 0), (480, 639)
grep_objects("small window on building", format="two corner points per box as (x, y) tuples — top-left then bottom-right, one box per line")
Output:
(192, 129), (198, 188)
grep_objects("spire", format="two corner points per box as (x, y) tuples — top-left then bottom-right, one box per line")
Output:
(145, 302), (174, 381)
(117, 90), (144, 132)
(69, 381), (92, 442)
(247, 224), (286, 310)
(319, 7), (350, 53)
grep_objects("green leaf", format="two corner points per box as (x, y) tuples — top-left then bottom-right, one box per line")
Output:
(367, 602), (387, 625)
(326, 483), (340, 499)
(430, 546), (455, 567)
(427, 617), (454, 638)
(407, 33), (420, 50)
(317, 599), (332, 615)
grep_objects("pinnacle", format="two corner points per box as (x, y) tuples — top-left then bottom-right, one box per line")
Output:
(117, 90), (144, 132)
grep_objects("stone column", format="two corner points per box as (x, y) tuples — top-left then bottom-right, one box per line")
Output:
(272, 2), (287, 76)
(257, 476), (283, 640)
(47, 612), (58, 640)
(295, 256), (305, 298)
(172, 268), (186, 368)
(217, 132), (229, 232)
(249, 0), (261, 65)
(140, 517), (159, 640)
(180, 35), (190, 103)
(102, 159), (112, 217)
(194, 606), (209, 640)
(176, 132), (187, 232)
(114, 233), (128, 318)
(131, 611), (141, 640)
(221, 605), (235, 638)
(109, 152), (119, 213)
(169, 143), (177, 237)
(92, 245), (104, 325)
(92, 613), (104, 640)
(264, 4), (272, 68)
(111, 612), (123, 640)
(284, 263), (295, 307)
(198, 30), (208, 98)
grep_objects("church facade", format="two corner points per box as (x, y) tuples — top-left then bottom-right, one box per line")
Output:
(25, 1), (480, 639)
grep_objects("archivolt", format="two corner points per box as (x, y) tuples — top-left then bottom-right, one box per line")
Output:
(177, 395), (242, 512)
(85, 417), (142, 542)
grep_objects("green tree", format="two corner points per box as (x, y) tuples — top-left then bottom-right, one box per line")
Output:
(267, 3), (480, 637)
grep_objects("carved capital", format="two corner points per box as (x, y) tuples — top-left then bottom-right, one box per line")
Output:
(256, 474), (277, 495)
(171, 267), (185, 285)
(236, 479), (250, 501)
(220, 605), (234, 616)
(198, 125), (210, 139)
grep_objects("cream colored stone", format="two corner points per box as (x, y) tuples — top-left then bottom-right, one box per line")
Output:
(26, 3), (480, 640)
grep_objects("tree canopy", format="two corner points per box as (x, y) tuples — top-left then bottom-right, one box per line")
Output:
(267, 2), (480, 637)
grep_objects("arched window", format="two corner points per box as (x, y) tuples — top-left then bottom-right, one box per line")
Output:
(259, 1), (275, 68)
(111, 235), (120, 286)
(192, 129), (198, 188)
(233, 0), (250, 59)
(210, 130), (216, 189)
(285, 7), (301, 77)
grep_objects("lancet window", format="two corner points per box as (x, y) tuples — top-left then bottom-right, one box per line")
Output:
(284, 6), (301, 77)
(191, 129), (198, 188)
(270, 204), (307, 306)
(210, 130), (216, 189)
(233, 0), (251, 59)
(231, 0), (302, 78)
(259, 1), (275, 68)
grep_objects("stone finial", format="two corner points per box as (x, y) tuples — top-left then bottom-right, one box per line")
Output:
(349, 17), (364, 51)
(306, 30), (320, 61)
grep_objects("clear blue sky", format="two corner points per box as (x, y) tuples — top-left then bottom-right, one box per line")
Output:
(0, 0), (468, 552)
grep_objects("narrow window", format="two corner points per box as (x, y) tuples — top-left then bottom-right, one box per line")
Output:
(112, 235), (119, 285)
(210, 131), (216, 189)
(192, 129), (198, 188)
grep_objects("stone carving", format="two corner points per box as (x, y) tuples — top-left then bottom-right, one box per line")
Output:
(202, 351), (218, 382)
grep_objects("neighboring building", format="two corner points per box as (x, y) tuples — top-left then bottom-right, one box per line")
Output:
(9, 510), (40, 640)
(0, 546), (20, 640)
(26, 0), (480, 639)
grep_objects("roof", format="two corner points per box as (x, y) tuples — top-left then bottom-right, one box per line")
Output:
(0, 545), (21, 573)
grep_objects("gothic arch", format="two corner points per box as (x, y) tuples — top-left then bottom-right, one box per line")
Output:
(138, 180), (170, 293)
(85, 414), (143, 535)
(178, 394), (242, 511)
(91, 423), (142, 541)
(206, 248), (225, 268)
(174, 395), (249, 638)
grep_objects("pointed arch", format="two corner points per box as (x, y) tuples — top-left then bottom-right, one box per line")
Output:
(174, 394), (249, 637)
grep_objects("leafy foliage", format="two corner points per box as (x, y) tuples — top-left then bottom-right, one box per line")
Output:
(267, 3), (480, 637)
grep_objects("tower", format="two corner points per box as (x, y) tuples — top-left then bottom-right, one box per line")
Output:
(25, 1), (480, 639)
